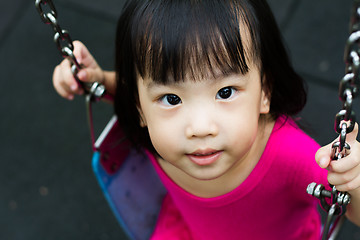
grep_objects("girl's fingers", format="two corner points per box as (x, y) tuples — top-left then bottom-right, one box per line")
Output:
(52, 40), (103, 100)
(316, 123), (359, 171)
(53, 59), (80, 99)
(328, 165), (359, 186)
(330, 123), (359, 172)
(330, 148), (360, 173)
(331, 172), (360, 193)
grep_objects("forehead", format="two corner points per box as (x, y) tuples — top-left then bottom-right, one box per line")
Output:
(131, 0), (260, 85)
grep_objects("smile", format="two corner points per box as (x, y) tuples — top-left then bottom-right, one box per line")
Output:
(186, 149), (223, 166)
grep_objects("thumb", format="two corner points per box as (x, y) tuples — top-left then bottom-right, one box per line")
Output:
(315, 142), (333, 169)
(73, 40), (98, 69)
(72, 40), (86, 64)
(76, 67), (105, 84)
(345, 122), (359, 144)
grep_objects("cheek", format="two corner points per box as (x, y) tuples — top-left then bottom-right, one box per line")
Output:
(148, 127), (166, 151)
(223, 104), (260, 146)
(230, 118), (258, 143)
(146, 120), (180, 158)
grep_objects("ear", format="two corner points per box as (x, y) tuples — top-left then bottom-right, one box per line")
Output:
(260, 90), (270, 114)
(260, 94), (270, 114)
(259, 73), (271, 114)
(260, 88), (271, 114)
(137, 106), (147, 127)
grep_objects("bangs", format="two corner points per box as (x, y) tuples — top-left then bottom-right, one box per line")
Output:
(130, 0), (258, 83)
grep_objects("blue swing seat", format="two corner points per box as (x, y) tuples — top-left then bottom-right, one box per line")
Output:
(92, 116), (167, 240)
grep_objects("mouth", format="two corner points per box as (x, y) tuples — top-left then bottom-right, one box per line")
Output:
(186, 149), (223, 166)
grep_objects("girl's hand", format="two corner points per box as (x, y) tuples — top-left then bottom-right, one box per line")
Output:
(52, 40), (105, 100)
(315, 123), (360, 195)
(316, 123), (360, 226)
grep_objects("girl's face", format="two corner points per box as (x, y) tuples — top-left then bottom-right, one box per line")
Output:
(137, 62), (271, 185)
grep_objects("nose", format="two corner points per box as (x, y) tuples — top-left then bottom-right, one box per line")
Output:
(185, 105), (219, 139)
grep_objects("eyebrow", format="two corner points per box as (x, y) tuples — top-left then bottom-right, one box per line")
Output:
(146, 80), (175, 90)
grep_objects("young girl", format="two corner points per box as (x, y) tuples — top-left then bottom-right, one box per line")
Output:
(53, 0), (360, 239)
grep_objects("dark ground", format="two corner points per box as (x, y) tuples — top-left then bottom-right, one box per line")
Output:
(1, 0), (360, 239)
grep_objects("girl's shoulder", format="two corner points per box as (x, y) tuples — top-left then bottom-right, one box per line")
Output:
(266, 115), (321, 173)
(267, 115), (326, 187)
(272, 116), (320, 150)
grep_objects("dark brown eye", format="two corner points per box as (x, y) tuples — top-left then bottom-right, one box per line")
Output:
(160, 94), (182, 106)
(216, 87), (235, 99)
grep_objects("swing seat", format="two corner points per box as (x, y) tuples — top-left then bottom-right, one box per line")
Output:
(92, 116), (167, 240)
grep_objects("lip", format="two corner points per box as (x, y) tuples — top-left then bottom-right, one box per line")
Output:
(186, 149), (223, 166)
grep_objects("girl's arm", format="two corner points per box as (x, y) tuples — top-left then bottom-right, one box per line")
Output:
(315, 123), (360, 226)
(102, 71), (116, 96)
(52, 40), (116, 100)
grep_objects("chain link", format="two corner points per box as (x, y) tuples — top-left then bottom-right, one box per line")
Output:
(35, 0), (57, 24)
(307, 1), (360, 239)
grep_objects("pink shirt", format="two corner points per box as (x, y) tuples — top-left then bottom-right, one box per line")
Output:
(147, 116), (328, 240)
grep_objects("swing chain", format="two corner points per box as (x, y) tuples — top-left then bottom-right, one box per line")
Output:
(307, 1), (360, 239)
(35, 0), (114, 149)
(333, 0), (360, 168)
(34, 0), (106, 101)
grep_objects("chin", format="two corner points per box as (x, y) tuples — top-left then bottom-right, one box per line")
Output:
(187, 169), (227, 181)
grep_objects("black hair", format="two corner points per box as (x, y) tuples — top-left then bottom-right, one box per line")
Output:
(114, 0), (307, 152)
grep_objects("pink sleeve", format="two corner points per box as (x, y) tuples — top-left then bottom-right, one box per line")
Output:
(150, 194), (192, 240)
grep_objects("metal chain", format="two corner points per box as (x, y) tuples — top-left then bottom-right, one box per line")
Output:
(35, 0), (112, 149)
(35, 0), (107, 99)
(307, 1), (360, 239)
